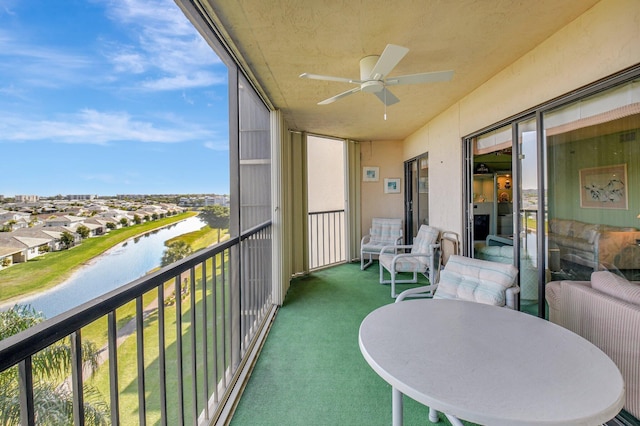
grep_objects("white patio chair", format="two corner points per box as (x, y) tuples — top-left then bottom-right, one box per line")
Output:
(379, 224), (440, 298)
(360, 217), (403, 270)
(395, 254), (519, 425)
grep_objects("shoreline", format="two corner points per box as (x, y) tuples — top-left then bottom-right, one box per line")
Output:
(0, 215), (199, 312)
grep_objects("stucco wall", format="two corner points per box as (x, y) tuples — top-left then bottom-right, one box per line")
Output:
(403, 0), (640, 237)
(360, 140), (404, 237)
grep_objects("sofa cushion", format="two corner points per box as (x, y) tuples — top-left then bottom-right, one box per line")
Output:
(591, 271), (640, 306)
(572, 221), (599, 244)
(549, 218), (573, 237)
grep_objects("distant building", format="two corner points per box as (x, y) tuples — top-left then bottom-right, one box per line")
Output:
(15, 195), (39, 203)
(66, 194), (96, 201)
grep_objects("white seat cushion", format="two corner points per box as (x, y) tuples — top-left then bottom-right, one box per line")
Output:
(434, 255), (518, 306)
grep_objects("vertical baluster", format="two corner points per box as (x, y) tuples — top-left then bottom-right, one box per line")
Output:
(201, 260), (210, 421)
(220, 249), (228, 387)
(157, 285), (167, 426)
(18, 357), (35, 426)
(175, 276), (185, 426)
(190, 266), (198, 422)
(136, 296), (146, 425)
(240, 240), (246, 353)
(212, 253), (219, 403)
(70, 330), (85, 425)
(108, 311), (120, 425)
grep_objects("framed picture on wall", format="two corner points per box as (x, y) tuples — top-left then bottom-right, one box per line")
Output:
(579, 163), (628, 209)
(384, 178), (401, 194)
(363, 166), (379, 182)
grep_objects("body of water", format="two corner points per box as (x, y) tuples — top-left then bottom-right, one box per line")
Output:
(11, 216), (205, 318)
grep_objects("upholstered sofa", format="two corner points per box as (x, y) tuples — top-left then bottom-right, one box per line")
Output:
(546, 271), (640, 420)
(548, 218), (639, 271)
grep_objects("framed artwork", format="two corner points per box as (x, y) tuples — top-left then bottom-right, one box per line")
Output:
(579, 163), (628, 209)
(363, 166), (379, 182)
(384, 178), (401, 194)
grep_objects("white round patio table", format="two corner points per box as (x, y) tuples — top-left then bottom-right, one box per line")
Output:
(359, 299), (625, 426)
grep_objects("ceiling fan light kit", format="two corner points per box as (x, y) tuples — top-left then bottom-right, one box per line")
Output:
(299, 44), (454, 116)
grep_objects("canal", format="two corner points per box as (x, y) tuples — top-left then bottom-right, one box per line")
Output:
(14, 216), (206, 318)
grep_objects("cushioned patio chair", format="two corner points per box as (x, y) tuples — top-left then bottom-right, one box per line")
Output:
(360, 217), (403, 270)
(396, 254), (519, 425)
(379, 224), (440, 298)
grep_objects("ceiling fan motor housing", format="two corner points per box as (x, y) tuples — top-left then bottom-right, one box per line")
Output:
(360, 55), (383, 83)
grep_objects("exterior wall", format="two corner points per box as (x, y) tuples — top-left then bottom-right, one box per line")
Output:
(403, 0), (640, 237)
(360, 140), (404, 237)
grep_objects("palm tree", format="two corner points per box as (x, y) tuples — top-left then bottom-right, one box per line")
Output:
(0, 305), (109, 425)
(198, 205), (230, 243)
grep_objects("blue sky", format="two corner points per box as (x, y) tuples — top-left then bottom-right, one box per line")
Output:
(0, 0), (229, 197)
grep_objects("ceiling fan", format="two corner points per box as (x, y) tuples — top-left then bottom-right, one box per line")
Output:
(299, 44), (454, 109)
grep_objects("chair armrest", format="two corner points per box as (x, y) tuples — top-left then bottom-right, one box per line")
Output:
(395, 284), (439, 302)
(380, 244), (412, 254)
(505, 285), (520, 310)
(361, 234), (372, 246)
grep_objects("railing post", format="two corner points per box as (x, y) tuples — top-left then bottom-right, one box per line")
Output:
(18, 357), (35, 426)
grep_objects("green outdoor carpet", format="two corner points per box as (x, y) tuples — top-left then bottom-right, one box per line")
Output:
(230, 262), (473, 426)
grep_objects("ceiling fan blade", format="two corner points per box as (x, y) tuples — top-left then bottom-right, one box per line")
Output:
(318, 87), (361, 105)
(368, 44), (409, 80)
(385, 70), (454, 86)
(373, 88), (400, 106)
(300, 72), (361, 84)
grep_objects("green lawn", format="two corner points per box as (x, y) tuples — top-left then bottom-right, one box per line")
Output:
(0, 212), (198, 303)
(165, 225), (229, 250)
(87, 252), (231, 425)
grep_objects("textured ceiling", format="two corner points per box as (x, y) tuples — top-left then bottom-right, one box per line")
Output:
(203, 0), (600, 141)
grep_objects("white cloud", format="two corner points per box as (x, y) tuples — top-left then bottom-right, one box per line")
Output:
(0, 108), (215, 145)
(0, 30), (96, 89)
(101, 0), (224, 91)
(203, 140), (228, 151)
(109, 49), (146, 74)
(141, 72), (225, 91)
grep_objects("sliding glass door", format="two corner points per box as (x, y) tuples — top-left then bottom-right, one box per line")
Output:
(516, 117), (540, 315)
(404, 154), (429, 243)
(464, 70), (640, 319)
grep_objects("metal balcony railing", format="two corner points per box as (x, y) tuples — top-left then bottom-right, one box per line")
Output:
(0, 221), (274, 426)
(308, 210), (346, 270)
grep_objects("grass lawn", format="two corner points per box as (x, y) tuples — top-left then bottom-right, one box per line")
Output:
(0, 212), (198, 304)
(87, 252), (231, 425)
(165, 225), (229, 249)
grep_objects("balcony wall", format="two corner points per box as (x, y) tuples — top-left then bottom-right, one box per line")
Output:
(398, 0), (640, 237)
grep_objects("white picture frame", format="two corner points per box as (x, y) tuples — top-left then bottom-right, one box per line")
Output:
(384, 178), (401, 194)
(363, 166), (379, 182)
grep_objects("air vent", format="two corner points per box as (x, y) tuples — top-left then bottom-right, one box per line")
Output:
(619, 131), (636, 143)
